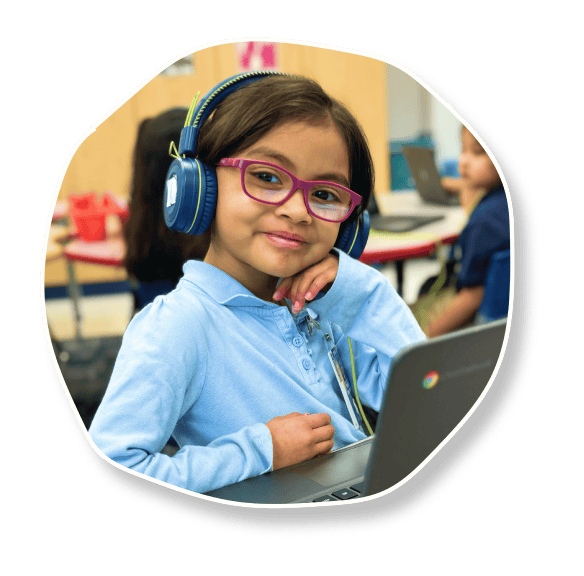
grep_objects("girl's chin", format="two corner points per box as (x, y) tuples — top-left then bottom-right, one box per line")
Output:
(252, 242), (334, 278)
(258, 257), (317, 279)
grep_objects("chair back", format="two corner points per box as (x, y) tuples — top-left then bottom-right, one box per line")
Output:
(478, 249), (510, 321)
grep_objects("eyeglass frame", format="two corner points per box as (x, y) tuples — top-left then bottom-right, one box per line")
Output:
(217, 157), (362, 223)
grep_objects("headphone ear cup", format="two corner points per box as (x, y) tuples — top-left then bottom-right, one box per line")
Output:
(335, 210), (370, 259)
(163, 157), (217, 236)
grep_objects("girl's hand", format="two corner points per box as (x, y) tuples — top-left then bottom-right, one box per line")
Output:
(273, 253), (339, 314)
(266, 412), (335, 470)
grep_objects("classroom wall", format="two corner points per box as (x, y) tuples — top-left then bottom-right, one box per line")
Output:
(47, 42), (389, 288)
(56, 43), (389, 203)
(430, 97), (462, 167)
(385, 63), (462, 167)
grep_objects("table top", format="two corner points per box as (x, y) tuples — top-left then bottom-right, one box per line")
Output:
(360, 190), (466, 264)
(64, 236), (126, 267)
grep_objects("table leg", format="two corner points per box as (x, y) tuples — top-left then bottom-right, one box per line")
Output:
(67, 260), (83, 340)
(395, 260), (405, 297)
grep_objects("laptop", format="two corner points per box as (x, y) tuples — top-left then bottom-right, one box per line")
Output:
(367, 193), (445, 234)
(205, 319), (507, 504)
(401, 146), (460, 206)
(370, 213), (445, 234)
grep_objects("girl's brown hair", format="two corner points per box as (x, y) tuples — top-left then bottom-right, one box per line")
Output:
(196, 75), (375, 229)
(124, 108), (211, 282)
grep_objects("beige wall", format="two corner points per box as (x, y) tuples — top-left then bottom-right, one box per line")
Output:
(278, 43), (388, 195)
(47, 42), (389, 287)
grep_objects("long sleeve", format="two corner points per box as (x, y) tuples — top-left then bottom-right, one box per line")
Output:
(88, 293), (273, 494)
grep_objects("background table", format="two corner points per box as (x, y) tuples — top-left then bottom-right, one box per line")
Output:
(360, 190), (466, 295)
(64, 236), (125, 267)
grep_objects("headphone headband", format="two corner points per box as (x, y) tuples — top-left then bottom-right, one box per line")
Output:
(178, 71), (291, 157)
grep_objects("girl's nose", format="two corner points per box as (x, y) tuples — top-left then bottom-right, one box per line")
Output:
(458, 154), (468, 172)
(274, 188), (311, 223)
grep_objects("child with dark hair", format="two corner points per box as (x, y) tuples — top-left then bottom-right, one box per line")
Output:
(124, 108), (210, 311)
(427, 126), (510, 337)
(90, 74), (424, 495)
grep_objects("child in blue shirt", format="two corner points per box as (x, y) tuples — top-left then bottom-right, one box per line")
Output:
(427, 126), (510, 337)
(89, 73), (424, 495)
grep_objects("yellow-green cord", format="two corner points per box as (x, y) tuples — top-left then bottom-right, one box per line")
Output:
(347, 337), (374, 436)
(185, 92), (200, 127)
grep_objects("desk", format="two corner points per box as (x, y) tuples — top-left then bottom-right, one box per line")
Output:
(360, 190), (466, 295)
(64, 236), (125, 267)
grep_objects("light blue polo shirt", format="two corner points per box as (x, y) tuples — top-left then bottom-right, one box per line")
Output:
(89, 249), (425, 494)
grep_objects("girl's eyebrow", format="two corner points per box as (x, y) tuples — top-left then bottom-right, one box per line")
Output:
(244, 146), (350, 188)
(245, 146), (293, 169)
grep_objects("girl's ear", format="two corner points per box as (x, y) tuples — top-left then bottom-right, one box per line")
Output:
(335, 210), (370, 259)
(164, 157), (218, 236)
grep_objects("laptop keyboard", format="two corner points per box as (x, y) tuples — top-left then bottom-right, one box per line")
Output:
(370, 214), (445, 233)
(312, 482), (364, 502)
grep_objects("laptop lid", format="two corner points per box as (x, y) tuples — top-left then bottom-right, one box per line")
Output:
(205, 319), (507, 504)
(401, 146), (459, 206)
(362, 318), (506, 497)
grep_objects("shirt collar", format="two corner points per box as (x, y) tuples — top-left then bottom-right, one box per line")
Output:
(480, 183), (505, 203)
(182, 260), (278, 308)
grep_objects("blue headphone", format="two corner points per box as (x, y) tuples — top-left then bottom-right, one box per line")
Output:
(163, 71), (370, 259)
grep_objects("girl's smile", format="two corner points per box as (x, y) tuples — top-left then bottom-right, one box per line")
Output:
(263, 230), (307, 249)
(204, 119), (350, 301)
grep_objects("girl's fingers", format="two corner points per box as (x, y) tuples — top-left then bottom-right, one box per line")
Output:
(311, 424), (335, 444)
(272, 277), (292, 301)
(293, 259), (338, 311)
(291, 259), (328, 301)
(304, 268), (336, 301)
(313, 438), (335, 457)
(275, 255), (339, 312)
(290, 272), (319, 312)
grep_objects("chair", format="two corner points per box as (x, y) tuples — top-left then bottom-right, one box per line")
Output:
(133, 279), (177, 311)
(477, 249), (510, 322)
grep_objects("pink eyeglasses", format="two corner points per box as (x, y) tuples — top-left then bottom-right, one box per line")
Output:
(218, 158), (362, 223)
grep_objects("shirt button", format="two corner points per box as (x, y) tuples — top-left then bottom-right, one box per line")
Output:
(302, 359), (311, 370)
(293, 336), (303, 347)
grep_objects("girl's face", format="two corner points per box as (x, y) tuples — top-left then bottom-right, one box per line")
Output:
(459, 128), (501, 191)
(205, 119), (349, 298)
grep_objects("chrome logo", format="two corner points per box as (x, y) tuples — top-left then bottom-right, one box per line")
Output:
(422, 370), (439, 389)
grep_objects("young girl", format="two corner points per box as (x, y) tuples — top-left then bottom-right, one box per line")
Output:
(426, 125), (510, 337)
(89, 74), (425, 495)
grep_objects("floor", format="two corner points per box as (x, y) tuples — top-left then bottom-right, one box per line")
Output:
(45, 257), (442, 340)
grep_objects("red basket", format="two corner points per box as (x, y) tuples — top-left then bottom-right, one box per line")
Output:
(68, 192), (129, 241)
(69, 192), (106, 241)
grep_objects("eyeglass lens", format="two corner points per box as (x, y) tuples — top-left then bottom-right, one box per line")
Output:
(244, 162), (352, 222)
